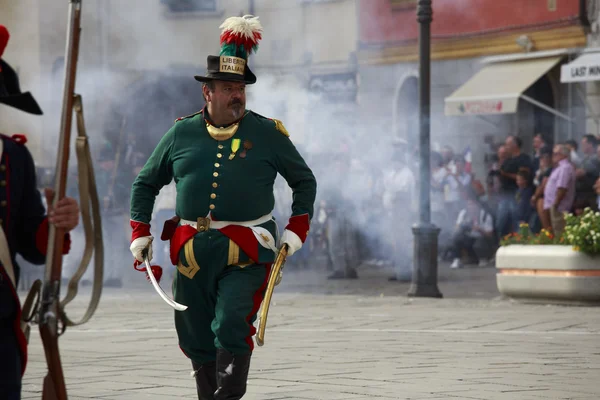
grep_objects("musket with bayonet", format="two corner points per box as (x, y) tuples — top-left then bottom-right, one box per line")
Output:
(21, 1), (105, 398)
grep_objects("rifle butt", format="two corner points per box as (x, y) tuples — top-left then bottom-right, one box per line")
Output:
(43, 374), (59, 400)
(40, 323), (68, 400)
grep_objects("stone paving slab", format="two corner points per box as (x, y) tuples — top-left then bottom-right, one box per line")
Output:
(18, 266), (600, 400)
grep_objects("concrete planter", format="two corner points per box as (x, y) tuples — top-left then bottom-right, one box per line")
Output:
(496, 245), (600, 304)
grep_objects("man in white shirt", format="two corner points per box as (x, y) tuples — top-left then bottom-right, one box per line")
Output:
(450, 192), (495, 269)
(383, 138), (416, 281)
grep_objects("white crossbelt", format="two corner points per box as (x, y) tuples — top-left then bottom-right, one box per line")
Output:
(180, 213), (278, 253)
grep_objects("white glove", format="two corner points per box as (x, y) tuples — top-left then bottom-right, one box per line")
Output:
(130, 236), (154, 263)
(280, 229), (302, 257)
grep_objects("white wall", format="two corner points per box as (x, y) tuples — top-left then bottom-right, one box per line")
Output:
(0, 0), (43, 161)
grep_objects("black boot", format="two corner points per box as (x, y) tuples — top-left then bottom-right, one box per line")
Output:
(191, 360), (217, 400)
(214, 349), (251, 400)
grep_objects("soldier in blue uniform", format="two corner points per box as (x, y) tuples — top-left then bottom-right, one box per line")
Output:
(0, 25), (80, 400)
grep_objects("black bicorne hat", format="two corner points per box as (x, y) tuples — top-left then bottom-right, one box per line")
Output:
(0, 59), (43, 115)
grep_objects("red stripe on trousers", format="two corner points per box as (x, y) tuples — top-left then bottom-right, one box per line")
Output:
(244, 264), (272, 351)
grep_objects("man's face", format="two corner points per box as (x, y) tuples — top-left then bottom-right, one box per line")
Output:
(581, 138), (593, 155)
(466, 199), (479, 214)
(540, 154), (551, 169)
(442, 149), (453, 163)
(504, 137), (516, 153)
(497, 146), (507, 161)
(205, 81), (246, 121)
(553, 146), (566, 164)
(533, 135), (543, 150)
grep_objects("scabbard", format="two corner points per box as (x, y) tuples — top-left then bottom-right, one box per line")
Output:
(161, 216), (181, 241)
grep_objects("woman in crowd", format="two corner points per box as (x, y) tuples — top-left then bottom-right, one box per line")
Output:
(530, 146), (553, 233)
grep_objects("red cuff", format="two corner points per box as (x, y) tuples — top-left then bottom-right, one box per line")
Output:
(285, 214), (310, 243)
(131, 220), (151, 242)
(35, 218), (71, 255)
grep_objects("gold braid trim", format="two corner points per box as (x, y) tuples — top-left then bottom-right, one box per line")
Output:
(272, 119), (289, 137)
(227, 239), (240, 266)
(177, 239), (200, 279)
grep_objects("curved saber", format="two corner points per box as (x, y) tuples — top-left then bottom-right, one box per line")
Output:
(144, 257), (188, 311)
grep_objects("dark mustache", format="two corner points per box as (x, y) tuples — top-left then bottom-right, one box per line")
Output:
(229, 99), (243, 106)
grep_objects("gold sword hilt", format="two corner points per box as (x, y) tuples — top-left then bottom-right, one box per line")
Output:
(256, 244), (288, 347)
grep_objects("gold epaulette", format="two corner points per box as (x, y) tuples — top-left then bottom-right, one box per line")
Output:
(271, 118), (289, 137)
(175, 110), (203, 123)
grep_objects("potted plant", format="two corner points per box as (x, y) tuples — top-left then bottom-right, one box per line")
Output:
(495, 208), (600, 304)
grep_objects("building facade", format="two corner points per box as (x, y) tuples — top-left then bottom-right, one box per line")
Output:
(1, 0), (359, 164)
(0, 0), (44, 160)
(357, 0), (590, 177)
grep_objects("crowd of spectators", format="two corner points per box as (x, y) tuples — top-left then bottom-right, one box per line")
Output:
(445, 133), (600, 269)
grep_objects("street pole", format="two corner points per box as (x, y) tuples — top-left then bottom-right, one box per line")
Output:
(247, 0), (256, 69)
(408, 0), (443, 298)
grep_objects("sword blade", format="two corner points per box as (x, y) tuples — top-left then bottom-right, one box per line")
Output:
(144, 258), (188, 311)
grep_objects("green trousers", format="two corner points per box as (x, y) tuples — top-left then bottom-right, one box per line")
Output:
(172, 230), (270, 365)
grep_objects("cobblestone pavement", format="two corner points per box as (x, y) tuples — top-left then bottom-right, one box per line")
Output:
(19, 266), (600, 400)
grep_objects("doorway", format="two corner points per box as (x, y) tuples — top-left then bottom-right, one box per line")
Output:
(519, 74), (556, 153)
(394, 75), (419, 152)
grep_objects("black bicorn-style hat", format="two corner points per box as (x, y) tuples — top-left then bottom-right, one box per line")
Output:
(0, 25), (43, 115)
(194, 15), (263, 85)
(0, 59), (43, 115)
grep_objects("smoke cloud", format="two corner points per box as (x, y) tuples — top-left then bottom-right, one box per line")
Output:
(9, 0), (497, 287)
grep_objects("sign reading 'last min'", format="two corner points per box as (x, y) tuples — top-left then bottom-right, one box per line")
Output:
(561, 56), (600, 83)
(570, 66), (600, 79)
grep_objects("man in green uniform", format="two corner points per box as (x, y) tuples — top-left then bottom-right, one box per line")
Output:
(129, 16), (316, 400)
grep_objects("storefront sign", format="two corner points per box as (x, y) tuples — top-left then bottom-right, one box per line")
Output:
(458, 100), (504, 115)
(561, 53), (600, 83)
(308, 72), (358, 103)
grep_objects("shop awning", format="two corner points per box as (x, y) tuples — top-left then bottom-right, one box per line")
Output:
(561, 52), (600, 83)
(444, 56), (563, 117)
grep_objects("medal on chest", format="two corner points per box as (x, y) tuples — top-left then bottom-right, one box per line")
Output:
(229, 138), (241, 160)
(239, 140), (253, 159)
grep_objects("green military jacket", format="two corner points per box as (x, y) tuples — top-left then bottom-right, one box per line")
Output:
(130, 109), (316, 226)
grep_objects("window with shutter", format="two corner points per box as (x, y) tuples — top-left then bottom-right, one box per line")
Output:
(160, 0), (217, 13)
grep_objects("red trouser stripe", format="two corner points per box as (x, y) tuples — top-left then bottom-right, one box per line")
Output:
(244, 264), (272, 351)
